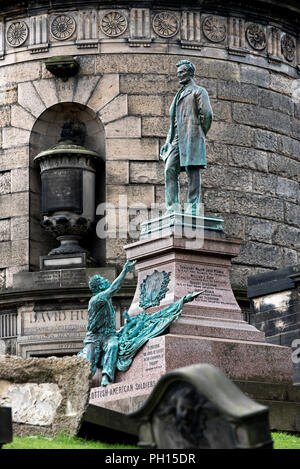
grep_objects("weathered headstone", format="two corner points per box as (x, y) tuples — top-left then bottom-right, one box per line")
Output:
(129, 363), (273, 449)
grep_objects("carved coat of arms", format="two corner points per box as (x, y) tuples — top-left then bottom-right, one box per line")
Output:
(139, 270), (171, 310)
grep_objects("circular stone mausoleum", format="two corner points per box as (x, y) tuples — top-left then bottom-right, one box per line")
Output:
(0, 0), (299, 358)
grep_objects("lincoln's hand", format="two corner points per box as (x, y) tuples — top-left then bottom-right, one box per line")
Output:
(160, 143), (168, 158)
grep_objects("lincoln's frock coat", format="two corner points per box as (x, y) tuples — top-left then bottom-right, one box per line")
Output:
(165, 82), (213, 169)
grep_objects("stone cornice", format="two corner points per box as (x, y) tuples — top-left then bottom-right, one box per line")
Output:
(0, 282), (136, 306)
(0, 5), (299, 76)
(0, 1), (299, 22)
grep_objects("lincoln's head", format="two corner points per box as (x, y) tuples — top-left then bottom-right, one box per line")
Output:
(176, 60), (195, 85)
(89, 274), (111, 294)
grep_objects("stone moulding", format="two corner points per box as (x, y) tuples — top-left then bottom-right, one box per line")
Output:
(0, 7), (298, 75)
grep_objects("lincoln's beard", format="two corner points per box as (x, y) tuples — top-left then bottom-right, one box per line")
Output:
(179, 75), (192, 85)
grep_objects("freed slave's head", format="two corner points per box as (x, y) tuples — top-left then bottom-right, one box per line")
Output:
(89, 274), (111, 294)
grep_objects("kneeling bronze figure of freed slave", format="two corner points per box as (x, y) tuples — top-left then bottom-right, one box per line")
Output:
(160, 60), (213, 216)
(78, 260), (203, 386)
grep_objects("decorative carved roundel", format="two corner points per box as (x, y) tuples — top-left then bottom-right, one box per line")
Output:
(246, 23), (266, 51)
(100, 11), (128, 37)
(50, 15), (76, 40)
(152, 12), (179, 38)
(281, 34), (296, 62)
(202, 16), (227, 43)
(6, 21), (29, 47)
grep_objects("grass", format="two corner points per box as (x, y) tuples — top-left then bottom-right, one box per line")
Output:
(272, 432), (300, 450)
(3, 433), (138, 450)
(2, 431), (300, 449)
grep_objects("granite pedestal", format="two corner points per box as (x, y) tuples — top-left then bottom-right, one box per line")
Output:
(90, 225), (298, 430)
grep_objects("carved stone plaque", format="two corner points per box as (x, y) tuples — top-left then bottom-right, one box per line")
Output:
(41, 168), (83, 215)
(176, 264), (238, 309)
(22, 309), (87, 336)
(34, 271), (60, 288)
(61, 269), (87, 287)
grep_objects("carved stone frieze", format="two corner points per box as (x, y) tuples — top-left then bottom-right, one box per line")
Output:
(268, 27), (282, 63)
(0, 7), (298, 76)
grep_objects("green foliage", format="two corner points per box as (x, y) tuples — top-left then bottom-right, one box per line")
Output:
(3, 431), (300, 449)
(3, 432), (138, 450)
(271, 432), (300, 450)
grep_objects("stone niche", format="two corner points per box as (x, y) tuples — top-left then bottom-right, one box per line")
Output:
(0, 355), (91, 437)
(30, 102), (106, 268)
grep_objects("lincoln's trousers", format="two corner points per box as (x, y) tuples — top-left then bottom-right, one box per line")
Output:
(164, 135), (201, 214)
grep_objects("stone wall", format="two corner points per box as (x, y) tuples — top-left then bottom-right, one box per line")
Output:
(0, 3), (299, 294)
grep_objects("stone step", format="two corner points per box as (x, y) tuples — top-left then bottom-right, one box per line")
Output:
(90, 333), (294, 416)
(139, 303), (244, 321)
(169, 317), (266, 342)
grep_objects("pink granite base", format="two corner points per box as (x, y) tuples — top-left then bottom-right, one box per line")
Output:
(90, 336), (166, 413)
(89, 333), (294, 413)
(169, 315), (266, 342)
(124, 232), (266, 343)
(125, 234), (244, 321)
(89, 232), (294, 414)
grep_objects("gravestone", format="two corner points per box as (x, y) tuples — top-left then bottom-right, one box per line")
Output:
(129, 363), (273, 449)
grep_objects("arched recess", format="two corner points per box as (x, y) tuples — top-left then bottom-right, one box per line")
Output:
(29, 102), (106, 269)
